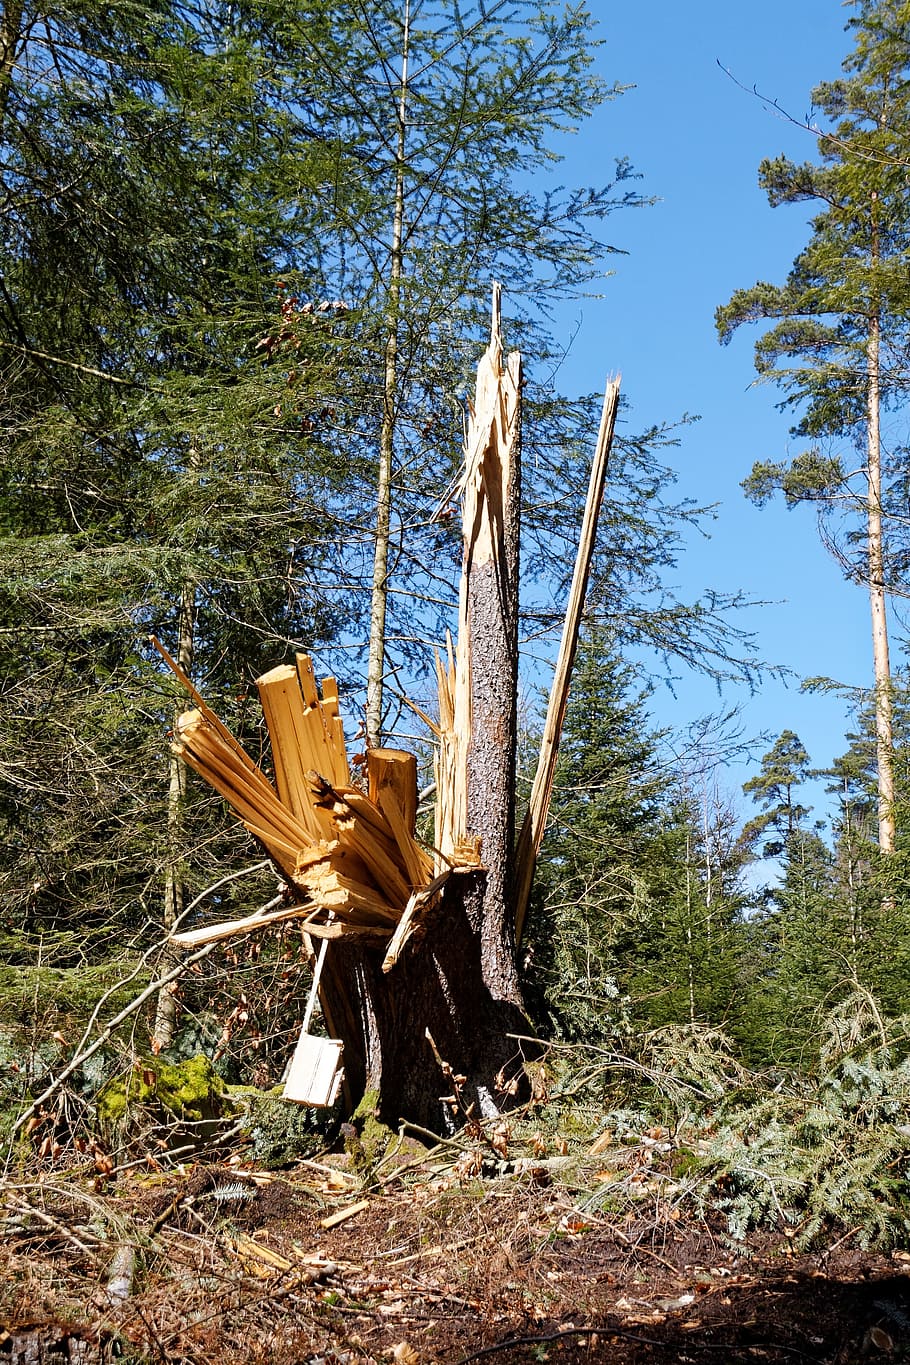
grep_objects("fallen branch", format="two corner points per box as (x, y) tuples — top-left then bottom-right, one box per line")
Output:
(454, 1326), (662, 1364)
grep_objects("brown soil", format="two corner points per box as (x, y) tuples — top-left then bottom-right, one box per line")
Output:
(2, 1155), (909, 1365)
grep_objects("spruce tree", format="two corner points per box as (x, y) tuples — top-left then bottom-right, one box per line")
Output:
(0, 0), (348, 994)
(525, 628), (666, 1040)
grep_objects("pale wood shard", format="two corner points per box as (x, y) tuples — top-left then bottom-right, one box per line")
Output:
(161, 660), (432, 944)
(367, 748), (433, 889)
(377, 786), (433, 890)
(295, 651), (320, 707)
(255, 663), (335, 841)
(319, 1200), (370, 1230)
(317, 674), (350, 787)
(433, 640), (461, 870)
(151, 636), (261, 779)
(175, 710), (311, 874)
(381, 869), (451, 972)
(170, 903), (319, 948)
(171, 904), (392, 949)
(512, 376), (621, 944)
(367, 748), (417, 833)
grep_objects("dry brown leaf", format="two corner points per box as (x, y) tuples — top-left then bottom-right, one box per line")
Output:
(490, 1122), (510, 1158)
(391, 1344), (420, 1365)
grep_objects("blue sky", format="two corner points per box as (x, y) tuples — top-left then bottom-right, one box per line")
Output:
(548, 0), (880, 832)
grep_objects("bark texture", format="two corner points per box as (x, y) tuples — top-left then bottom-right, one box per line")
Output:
(322, 886), (529, 1129)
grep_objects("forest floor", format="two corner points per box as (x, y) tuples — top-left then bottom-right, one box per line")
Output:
(3, 1140), (910, 1365)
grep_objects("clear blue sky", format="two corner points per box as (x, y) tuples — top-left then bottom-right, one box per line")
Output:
(550, 0), (881, 832)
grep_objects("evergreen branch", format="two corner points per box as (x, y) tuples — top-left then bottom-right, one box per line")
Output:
(0, 336), (142, 385)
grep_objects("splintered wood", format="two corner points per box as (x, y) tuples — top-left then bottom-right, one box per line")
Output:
(160, 649), (438, 955)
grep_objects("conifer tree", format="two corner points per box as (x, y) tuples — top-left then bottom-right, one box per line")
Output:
(525, 628), (666, 1040)
(716, 0), (910, 856)
(0, 0), (348, 984)
(742, 730), (813, 859)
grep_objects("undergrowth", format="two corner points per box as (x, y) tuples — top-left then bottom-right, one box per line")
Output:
(534, 987), (910, 1249)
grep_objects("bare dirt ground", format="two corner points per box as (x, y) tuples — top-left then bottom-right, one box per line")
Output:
(3, 1151), (910, 1365)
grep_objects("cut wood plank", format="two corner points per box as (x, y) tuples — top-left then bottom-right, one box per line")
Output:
(320, 1199), (370, 1229)
(512, 377), (621, 944)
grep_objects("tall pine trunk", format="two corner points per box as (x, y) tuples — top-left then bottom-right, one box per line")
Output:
(366, 0), (410, 748)
(866, 207), (895, 856)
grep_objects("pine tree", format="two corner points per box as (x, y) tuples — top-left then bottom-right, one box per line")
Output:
(742, 730), (814, 860)
(716, 0), (910, 856)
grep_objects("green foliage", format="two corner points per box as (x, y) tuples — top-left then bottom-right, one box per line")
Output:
(699, 992), (910, 1248)
(716, 0), (910, 587)
(525, 629), (667, 1041)
(742, 452), (844, 507)
(232, 1087), (339, 1170)
(742, 729), (813, 858)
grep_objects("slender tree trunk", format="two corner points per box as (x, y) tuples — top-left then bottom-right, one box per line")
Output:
(366, 0), (410, 748)
(153, 576), (195, 1049)
(866, 238), (895, 855)
(0, 0), (22, 125)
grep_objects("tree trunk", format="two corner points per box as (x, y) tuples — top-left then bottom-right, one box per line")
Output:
(320, 289), (530, 1130)
(866, 233), (895, 856)
(0, 0), (22, 126)
(321, 886), (530, 1129)
(366, 0), (410, 748)
(154, 576), (195, 1049)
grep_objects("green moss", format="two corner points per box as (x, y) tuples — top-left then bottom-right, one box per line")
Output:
(353, 1089), (395, 1164)
(97, 1054), (229, 1134)
(671, 1148), (701, 1179)
(342, 1090), (395, 1181)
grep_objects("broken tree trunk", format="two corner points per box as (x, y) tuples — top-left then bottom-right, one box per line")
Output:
(155, 290), (616, 1132)
(513, 377), (620, 943)
(318, 285), (529, 1128)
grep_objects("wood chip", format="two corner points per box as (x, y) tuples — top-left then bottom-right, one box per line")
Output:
(319, 1199), (370, 1229)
